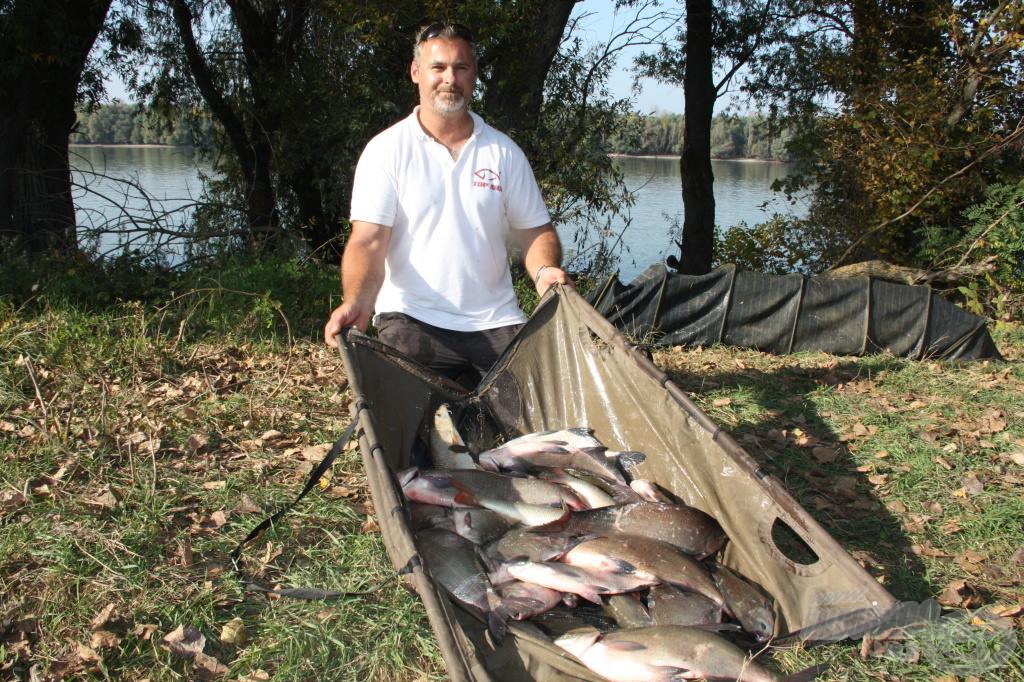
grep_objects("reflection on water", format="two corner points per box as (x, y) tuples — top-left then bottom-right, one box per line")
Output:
(69, 147), (804, 280)
(562, 155), (806, 282)
(70, 145), (210, 260)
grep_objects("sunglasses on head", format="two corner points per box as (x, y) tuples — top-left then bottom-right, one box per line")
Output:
(415, 22), (474, 45)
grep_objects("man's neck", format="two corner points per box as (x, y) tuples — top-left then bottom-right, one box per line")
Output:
(417, 108), (474, 149)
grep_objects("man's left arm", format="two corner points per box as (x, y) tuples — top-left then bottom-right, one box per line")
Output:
(515, 224), (573, 296)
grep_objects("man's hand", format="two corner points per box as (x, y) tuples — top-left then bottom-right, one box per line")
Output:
(324, 302), (373, 347)
(534, 264), (573, 296)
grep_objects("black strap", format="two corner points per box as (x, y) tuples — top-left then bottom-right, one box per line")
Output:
(229, 416), (383, 599)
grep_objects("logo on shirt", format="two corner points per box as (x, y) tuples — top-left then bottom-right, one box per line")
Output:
(472, 168), (502, 192)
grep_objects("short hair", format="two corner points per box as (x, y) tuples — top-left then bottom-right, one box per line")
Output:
(413, 22), (477, 62)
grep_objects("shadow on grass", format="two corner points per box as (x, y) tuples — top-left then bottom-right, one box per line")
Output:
(663, 356), (934, 604)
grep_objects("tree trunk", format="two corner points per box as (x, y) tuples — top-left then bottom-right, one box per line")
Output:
(0, 0), (112, 256)
(480, 0), (579, 147)
(675, 0), (715, 275)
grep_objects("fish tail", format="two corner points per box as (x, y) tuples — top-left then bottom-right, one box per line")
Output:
(486, 605), (510, 645)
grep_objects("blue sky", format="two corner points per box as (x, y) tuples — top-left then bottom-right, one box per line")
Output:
(104, 1), (687, 114)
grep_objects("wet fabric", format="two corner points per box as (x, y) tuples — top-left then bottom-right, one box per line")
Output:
(337, 286), (896, 681)
(588, 264), (1002, 360)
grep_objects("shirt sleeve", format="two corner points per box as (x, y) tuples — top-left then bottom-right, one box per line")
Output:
(503, 142), (551, 230)
(349, 136), (397, 226)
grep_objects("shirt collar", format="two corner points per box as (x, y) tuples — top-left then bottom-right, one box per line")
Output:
(409, 106), (481, 142)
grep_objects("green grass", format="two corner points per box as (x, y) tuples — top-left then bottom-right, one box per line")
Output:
(2, 259), (1022, 680)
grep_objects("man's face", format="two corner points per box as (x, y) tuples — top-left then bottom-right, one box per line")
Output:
(410, 37), (476, 118)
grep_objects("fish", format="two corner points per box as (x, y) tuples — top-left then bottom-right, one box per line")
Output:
(479, 442), (627, 486)
(602, 593), (654, 628)
(502, 427), (605, 451)
(505, 560), (657, 605)
(429, 403), (477, 469)
(555, 625), (816, 682)
(538, 469), (616, 509)
(408, 502), (453, 531)
(401, 468), (584, 510)
(452, 508), (517, 544)
(534, 502), (728, 559)
(415, 528), (509, 642)
(647, 584), (723, 627)
(563, 536), (724, 606)
(529, 606), (617, 637)
(629, 479), (673, 503)
(453, 488), (570, 527)
(483, 527), (587, 566)
(496, 581), (564, 620)
(559, 467), (642, 505)
(710, 562), (776, 642)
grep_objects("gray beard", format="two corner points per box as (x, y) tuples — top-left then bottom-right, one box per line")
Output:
(434, 93), (467, 117)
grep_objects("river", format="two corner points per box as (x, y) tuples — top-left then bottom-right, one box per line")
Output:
(70, 146), (804, 282)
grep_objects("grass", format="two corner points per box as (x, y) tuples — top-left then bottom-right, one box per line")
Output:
(1, 258), (1022, 680)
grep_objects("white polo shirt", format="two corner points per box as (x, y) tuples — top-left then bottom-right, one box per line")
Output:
(350, 108), (551, 331)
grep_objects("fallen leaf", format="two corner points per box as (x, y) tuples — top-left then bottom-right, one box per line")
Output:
(910, 543), (952, 558)
(198, 510), (229, 531)
(132, 624), (158, 640)
(260, 430), (285, 442)
(0, 420), (16, 432)
(853, 422), (868, 436)
(887, 500), (907, 514)
(162, 626), (206, 659)
(238, 671), (271, 682)
(0, 489), (27, 514)
(194, 651), (229, 679)
(934, 456), (954, 470)
(868, 473), (889, 486)
(875, 450), (889, 459)
(712, 397), (732, 407)
(76, 643), (101, 664)
(1010, 548), (1024, 565)
(235, 495), (262, 514)
(1007, 451), (1024, 467)
(219, 618), (246, 645)
(87, 486), (119, 510)
(90, 630), (120, 649)
(202, 481), (226, 491)
(937, 579), (982, 608)
(89, 604), (117, 631)
(992, 603), (1024, 618)
(928, 501), (944, 514)
(187, 433), (209, 453)
(961, 474), (984, 497)
(360, 516), (379, 534)
(812, 446), (840, 463)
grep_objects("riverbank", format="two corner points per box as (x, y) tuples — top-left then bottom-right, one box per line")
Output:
(71, 143), (182, 149)
(609, 152), (789, 163)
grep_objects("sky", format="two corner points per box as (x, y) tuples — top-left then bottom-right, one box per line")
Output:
(103, 1), (687, 114)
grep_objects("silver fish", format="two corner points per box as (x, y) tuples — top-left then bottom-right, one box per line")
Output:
(506, 560), (657, 604)
(454, 488), (570, 527)
(555, 625), (804, 682)
(538, 469), (615, 509)
(415, 528), (509, 641)
(535, 502), (728, 559)
(408, 502), (453, 531)
(425, 468), (586, 509)
(711, 562), (776, 642)
(452, 508), (517, 544)
(502, 427), (605, 451)
(563, 536), (724, 606)
(480, 442), (627, 486)
(429, 403), (477, 469)
(497, 581), (564, 620)
(647, 584), (723, 626)
(602, 593), (654, 628)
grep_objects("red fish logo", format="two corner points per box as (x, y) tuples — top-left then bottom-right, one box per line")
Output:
(472, 168), (502, 191)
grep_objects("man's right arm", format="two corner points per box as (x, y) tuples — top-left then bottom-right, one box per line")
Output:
(324, 220), (391, 347)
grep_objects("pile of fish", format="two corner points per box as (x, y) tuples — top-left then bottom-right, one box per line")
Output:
(401, 405), (804, 682)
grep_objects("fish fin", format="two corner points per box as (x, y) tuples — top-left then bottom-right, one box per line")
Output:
(448, 443), (471, 453)
(486, 610), (509, 646)
(397, 467), (420, 487)
(783, 663), (828, 682)
(453, 489), (478, 506)
(600, 640), (647, 652)
(531, 512), (571, 533)
(690, 622), (743, 633)
(607, 558), (639, 575)
(616, 450), (647, 473)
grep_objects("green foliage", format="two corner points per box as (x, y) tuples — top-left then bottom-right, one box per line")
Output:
(713, 215), (843, 275)
(72, 102), (219, 148)
(0, 251), (337, 343)
(606, 113), (792, 160)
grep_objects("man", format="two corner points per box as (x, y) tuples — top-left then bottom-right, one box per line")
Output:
(324, 22), (571, 385)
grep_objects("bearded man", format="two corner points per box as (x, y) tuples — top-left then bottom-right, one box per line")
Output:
(324, 22), (570, 386)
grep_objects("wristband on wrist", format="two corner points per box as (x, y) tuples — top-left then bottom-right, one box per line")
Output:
(534, 264), (554, 284)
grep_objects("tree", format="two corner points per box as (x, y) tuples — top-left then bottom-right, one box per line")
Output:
(1, 0), (115, 255)
(635, 0), (790, 274)
(744, 0), (1024, 272)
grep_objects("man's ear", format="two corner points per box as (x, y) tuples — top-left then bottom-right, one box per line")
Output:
(410, 59), (419, 83)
